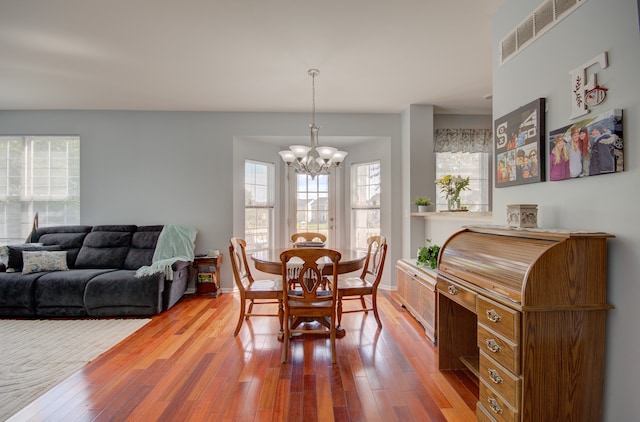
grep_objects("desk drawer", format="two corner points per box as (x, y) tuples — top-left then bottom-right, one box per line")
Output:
(477, 402), (498, 422)
(479, 351), (520, 408)
(477, 296), (520, 342)
(478, 324), (519, 374)
(436, 278), (476, 312)
(480, 383), (519, 422)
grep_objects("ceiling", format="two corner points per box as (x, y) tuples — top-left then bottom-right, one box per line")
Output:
(0, 0), (504, 115)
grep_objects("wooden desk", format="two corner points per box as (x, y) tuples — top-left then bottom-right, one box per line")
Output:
(251, 248), (366, 275)
(436, 226), (613, 421)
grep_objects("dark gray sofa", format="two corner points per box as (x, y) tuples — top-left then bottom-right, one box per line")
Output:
(0, 224), (192, 318)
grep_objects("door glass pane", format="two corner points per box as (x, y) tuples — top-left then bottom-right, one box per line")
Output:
(295, 173), (329, 240)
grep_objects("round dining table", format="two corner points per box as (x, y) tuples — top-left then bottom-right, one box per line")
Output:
(251, 247), (367, 339)
(251, 247), (367, 276)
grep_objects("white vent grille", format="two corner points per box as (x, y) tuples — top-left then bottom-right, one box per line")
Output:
(499, 0), (586, 65)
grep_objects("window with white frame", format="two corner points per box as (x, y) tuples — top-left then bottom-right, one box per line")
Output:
(0, 136), (80, 243)
(351, 161), (380, 251)
(244, 160), (274, 252)
(435, 152), (490, 212)
(434, 128), (491, 212)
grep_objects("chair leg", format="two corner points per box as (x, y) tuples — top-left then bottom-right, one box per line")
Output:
(372, 293), (382, 328)
(278, 300), (284, 333)
(337, 297), (343, 327)
(247, 299), (255, 319)
(234, 298), (246, 336)
(330, 317), (337, 364)
(360, 295), (368, 313)
(281, 311), (290, 363)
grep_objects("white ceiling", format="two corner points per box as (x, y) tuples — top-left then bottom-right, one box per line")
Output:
(0, 0), (504, 115)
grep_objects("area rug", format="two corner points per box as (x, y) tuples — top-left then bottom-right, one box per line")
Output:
(0, 318), (150, 421)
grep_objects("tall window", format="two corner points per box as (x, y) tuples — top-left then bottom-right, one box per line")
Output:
(434, 128), (492, 212)
(244, 160), (274, 252)
(435, 152), (490, 212)
(351, 161), (380, 251)
(294, 173), (330, 240)
(0, 136), (80, 243)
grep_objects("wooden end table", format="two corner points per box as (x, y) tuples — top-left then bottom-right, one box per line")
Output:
(194, 254), (222, 297)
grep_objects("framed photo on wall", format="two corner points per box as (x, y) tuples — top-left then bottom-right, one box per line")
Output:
(548, 109), (623, 181)
(494, 98), (546, 188)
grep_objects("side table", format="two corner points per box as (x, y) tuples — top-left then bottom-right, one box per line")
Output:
(194, 254), (222, 297)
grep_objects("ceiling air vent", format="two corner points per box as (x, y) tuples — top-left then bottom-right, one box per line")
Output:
(499, 0), (586, 65)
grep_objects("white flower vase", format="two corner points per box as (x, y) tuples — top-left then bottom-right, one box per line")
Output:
(447, 197), (460, 211)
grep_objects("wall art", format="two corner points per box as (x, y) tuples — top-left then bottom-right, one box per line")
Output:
(494, 98), (545, 188)
(548, 109), (623, 181)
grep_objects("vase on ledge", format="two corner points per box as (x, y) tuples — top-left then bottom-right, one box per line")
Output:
(447, 197), (461, 211)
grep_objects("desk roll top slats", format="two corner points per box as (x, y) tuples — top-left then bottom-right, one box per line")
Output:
(436, 226), (613, 422)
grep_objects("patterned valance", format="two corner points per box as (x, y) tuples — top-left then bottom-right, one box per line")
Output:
(434, 128), (493, 153)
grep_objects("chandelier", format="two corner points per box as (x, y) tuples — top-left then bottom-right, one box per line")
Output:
(278, 69), (348, 179)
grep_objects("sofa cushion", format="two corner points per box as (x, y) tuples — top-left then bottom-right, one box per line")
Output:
(75, 226), (136, 269)
(22, 250), (69, 274)
(29, 226), (92, 268)
(34, 268), (115, 317)
(0, 271), (45, 317)
(84, 270), (163, 317)
(3, 244), (62, 272)
(124, 226), (163, 270)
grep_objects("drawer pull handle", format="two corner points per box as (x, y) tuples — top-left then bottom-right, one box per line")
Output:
(486, 339), (501, 353)
(488, 369), (504, 384)
(486, 309), (502, 323)
(488, 397), (503, 414)
(447, 285), (458, 295)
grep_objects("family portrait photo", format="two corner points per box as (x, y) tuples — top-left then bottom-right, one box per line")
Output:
(548, 109), (623, 181)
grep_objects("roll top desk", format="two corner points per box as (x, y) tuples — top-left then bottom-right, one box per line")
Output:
(436, 225), (613, 422)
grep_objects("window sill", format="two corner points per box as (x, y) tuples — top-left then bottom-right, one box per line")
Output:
(410, 211), (493, 221)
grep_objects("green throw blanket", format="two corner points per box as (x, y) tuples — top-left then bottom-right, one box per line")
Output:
(135, 225), (197, 280)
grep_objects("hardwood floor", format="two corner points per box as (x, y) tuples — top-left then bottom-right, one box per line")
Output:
(11, 291), (478, 421)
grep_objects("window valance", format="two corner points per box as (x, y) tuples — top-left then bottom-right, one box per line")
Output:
(434, 128), (492, 153)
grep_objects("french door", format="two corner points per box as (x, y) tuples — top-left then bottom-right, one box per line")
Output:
(288, 172), (336, 248)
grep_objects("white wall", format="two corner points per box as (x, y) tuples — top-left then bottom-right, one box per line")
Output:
(493, 0), (640, 419)
(0, 110), (402, 292)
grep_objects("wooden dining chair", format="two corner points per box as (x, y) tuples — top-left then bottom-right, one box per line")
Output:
(229, 238), (283, 336)
(280, 248), (341, 364)
(337, 235), (388, 328)
(290, 232), (327, 243)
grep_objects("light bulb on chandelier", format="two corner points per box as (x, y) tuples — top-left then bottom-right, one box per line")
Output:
(279, 69), (348, 179)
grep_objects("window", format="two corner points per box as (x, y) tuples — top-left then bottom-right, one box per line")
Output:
(293, 173), (330, 240)
(0, 136), (80, 243)
(244, 160), (274, 252)
(351, 161), (380, 251)
(435, 152), (490, 212)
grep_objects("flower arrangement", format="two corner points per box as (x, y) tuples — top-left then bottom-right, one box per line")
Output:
(435, 174), (470, 210)
(417, 239), (440, 269)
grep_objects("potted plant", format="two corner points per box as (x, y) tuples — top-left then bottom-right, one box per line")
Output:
(413, 196), (432, 213)
(416, 239), (440, 269)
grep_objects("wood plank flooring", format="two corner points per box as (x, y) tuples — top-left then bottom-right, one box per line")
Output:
(10, 291), (478, 422)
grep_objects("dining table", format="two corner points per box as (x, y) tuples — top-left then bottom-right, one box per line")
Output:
(251, 247), (367, 276)
(251, 247), (367, 339)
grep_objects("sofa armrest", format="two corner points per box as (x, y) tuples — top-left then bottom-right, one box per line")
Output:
(171, 260), (191, 272)
(163, 260), (193, 310)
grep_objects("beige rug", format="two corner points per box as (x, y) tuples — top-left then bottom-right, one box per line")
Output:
(0, 318), (150, 421)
